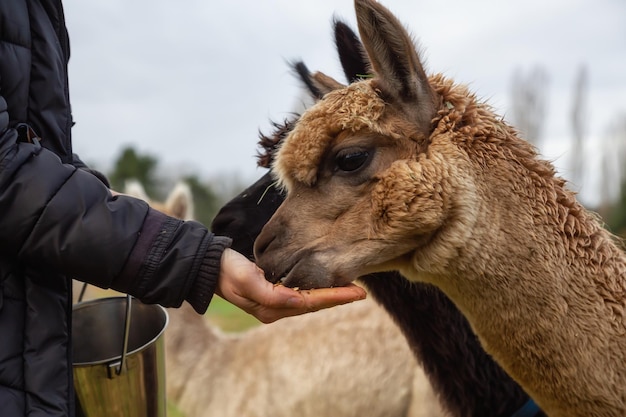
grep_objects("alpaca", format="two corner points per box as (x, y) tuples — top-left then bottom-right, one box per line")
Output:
(213, 152), (540, 417)
(212, 18), (544, 417)
(166, 297), (443, 417)
(252, 1), (626, 416)
(122, 181), (443, 417)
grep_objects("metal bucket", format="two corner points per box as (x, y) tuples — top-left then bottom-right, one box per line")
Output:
(72, 296), (169, 417)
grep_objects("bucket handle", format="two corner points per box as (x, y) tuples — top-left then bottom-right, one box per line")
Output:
(77, 281), (89, 303)
(116, 294), (132, 375)
(77, 282), (133, 377)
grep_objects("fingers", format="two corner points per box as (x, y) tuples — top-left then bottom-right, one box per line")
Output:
(286, 283), (367, 310)
(253, 283), (367, 323)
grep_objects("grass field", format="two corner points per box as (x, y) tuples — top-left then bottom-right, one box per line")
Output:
(204, 295), (261, 332)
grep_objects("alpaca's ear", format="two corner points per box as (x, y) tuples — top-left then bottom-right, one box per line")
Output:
(124, 179), (150, 201)
(292, 61), (345, 99)
(333, 18), (370, 83)
(291, 61), (325, 100)
(292, 19), (368, 100)
(165, 182), (195, 220)
(355, 0), (436, 129)
(311, 71), (345, 93)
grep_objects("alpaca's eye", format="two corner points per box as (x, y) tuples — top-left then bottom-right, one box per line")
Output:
(335, 149), (370, 172)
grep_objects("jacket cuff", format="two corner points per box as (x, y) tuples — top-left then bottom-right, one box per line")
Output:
(185, 235), (232, 314)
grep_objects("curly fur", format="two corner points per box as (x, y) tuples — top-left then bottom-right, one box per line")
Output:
(226, 19), (545, 417)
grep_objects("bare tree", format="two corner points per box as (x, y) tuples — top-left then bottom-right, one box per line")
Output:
(600, 114), (626, 209)
(509, 66), (549, 147)
(569, 65), (589, 189)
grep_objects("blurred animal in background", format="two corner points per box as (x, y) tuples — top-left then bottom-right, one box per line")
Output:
(166, 297), (442, 417)
(123, 179), (195, 221)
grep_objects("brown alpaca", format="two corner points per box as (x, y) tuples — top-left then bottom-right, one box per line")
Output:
(254, 1), (626, 416)
(121, 181), (443, 417)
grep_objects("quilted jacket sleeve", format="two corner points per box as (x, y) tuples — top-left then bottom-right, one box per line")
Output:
(0, 96), (229, 313)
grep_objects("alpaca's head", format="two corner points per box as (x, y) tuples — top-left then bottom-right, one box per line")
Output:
(254, 0), (555, 290)
(211, 20), (370, 259)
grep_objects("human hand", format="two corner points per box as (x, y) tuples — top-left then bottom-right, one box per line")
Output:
(215, 248), (367, 323)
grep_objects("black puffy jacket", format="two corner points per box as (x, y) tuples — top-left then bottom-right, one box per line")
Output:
(0, 1), (230, 416)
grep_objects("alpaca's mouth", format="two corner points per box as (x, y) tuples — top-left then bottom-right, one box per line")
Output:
(261, 259), (298, 285)
(275, 261), (310, 289)
(278, 257), (357, 290)
(264, 270), (288, 285)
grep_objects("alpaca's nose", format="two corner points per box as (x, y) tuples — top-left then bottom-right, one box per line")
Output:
(211, 211), (257, 260)
(254, 223), (291, 284)
(210, 210), (239, 235)
(211, 171), (286, 259)
(252, 227), (274, 266)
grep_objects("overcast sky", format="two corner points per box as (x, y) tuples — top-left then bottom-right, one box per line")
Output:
(64, 0), (625, 204)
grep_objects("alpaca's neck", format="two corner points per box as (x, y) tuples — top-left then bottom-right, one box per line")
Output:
(360, 273), (543, 417)
(412, 203), (626, 416)
(391, 118), (626, 415)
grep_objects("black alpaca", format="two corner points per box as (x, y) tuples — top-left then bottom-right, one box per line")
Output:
(211, 20), (544, 417)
